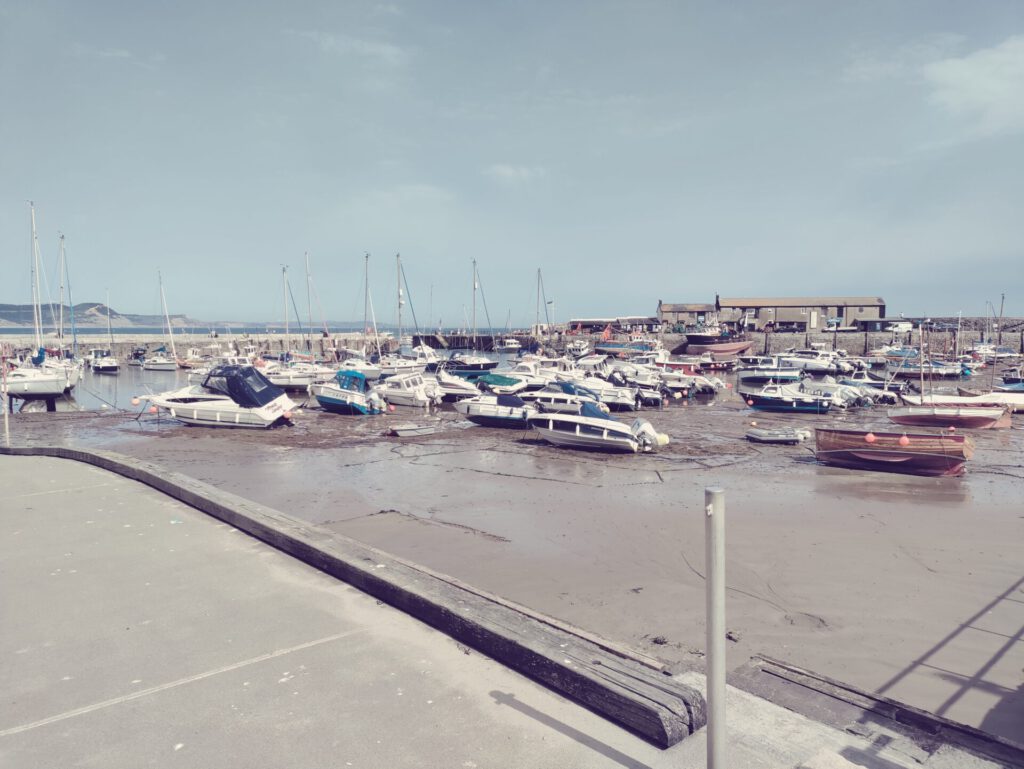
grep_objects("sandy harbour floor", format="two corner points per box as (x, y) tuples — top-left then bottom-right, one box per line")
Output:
(4, 373), (1023, 744)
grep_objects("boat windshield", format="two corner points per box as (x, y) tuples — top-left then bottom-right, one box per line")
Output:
(579, 401), (613, 420)
(203, 365), (285, 408)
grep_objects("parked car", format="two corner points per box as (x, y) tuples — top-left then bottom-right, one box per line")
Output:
(886, 322), (913, 333)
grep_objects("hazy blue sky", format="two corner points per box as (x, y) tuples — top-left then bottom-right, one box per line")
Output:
(2, 1), (1021, 325)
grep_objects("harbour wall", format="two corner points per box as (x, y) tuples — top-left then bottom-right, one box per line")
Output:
(2, 326), (1022, 361)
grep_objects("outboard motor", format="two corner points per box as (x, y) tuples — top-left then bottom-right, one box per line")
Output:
(632, 419), (670, 453)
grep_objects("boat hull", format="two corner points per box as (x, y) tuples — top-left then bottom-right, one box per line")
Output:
(464, 413), (531, 429)
(528, 419), (638, 452)
(314, 394), (381, 415)
(685, 340), (754, 356)
(886, 406), (1011, 430)
(814, 428), (974, 477)
(744, 393), (831, 413)
(4, 370), (71, 398)
(455, 400), (532, 428)
(158, 401), (292, 428)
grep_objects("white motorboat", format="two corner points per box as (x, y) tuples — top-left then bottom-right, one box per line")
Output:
(887, 359), (964, 378)
(336, 357), (381, 381)
(494, 360), (555, 391)
(494, 337), (522, 352)
(454, 393), (536, 428)
(528, 402), (670, 453)
(262, 361), (335, 390)
(378, 355), (427, 377)
(555, 373), (639, 411)
(779, 349), (856, 375)
(519, 381), (604, 413)
(88, 349), (120, 374)
(375, 372), (442, 408)
(143, 365), (296, 428)
(566, 339), (591, 357)
(444, 351), (499, 376)
(428, 369), (481, 401)
(142, 354), (178, 371)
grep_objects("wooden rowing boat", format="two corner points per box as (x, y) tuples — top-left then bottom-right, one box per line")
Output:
(814, 428), (975, 477)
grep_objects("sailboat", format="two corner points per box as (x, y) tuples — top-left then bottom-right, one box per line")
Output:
(142, 272), (179, 370)
(88, 292), (121, 374)
(494, 310), (522, 352)
(6, 203), (74, 401)
(888, 324), (1012, 427)
(38, 233), (84, 389)
(377, 254), (431, 377)
(445, 259), (498, 375)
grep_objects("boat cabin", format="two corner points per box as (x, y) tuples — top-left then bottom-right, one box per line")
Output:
(202, 365), (286, 407)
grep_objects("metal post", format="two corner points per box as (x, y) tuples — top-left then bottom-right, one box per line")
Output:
(705, 486), (726, 768)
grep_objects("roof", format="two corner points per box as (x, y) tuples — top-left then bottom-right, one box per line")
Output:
(719, 297), (885, 308)
(659, 303), (716, 312)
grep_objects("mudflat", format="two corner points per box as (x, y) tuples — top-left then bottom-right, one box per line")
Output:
(7, 390), (1023, 743)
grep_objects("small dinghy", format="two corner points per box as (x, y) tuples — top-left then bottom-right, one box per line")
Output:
(745, 427), (812, 445)
(389, 423), (440, 437)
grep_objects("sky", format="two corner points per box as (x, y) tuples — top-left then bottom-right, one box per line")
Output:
(1, 1), (1022, 326)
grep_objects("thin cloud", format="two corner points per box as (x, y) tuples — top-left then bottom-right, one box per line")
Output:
(843, 34), (964, 83)
(70, 43), (165, 68)
(285, 29), (409, 68)
(484, 164), (548, 184)
(71, 43), (134, 60)
(923, 36), (1024, 136)
(372, 4), (404, 17)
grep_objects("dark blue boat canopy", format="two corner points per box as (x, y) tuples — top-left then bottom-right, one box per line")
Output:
(496, 394), (527, 408)
(203, 365), (286, 408)
(579, 401), (613, 420)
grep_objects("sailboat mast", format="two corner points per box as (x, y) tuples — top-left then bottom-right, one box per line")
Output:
(472, 258), (477, 350)
(396, 253), (403, 350)
(282, 266), (289, 343)
(918, 322), (928, 398)
(305, 252), (313, 350)
(159, 271), (177, 360)
(29, 202), (43, 351)
(363, 253), (370, 353)
(535, 268), (540, 330)
(58, 234), (66, 347)
(106, 290), (113, 348)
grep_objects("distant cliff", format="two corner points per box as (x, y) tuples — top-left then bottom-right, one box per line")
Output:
(0, 303), (195, 328)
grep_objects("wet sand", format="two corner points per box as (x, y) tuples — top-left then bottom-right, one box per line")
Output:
(5, 378), (1023, 743)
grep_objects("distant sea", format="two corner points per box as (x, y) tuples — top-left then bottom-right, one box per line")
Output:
(0, 326), (514, 337)
(0, 326), (362, 337)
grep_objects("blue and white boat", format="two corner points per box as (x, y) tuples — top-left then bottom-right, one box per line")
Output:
(308, 370), (385, 415)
